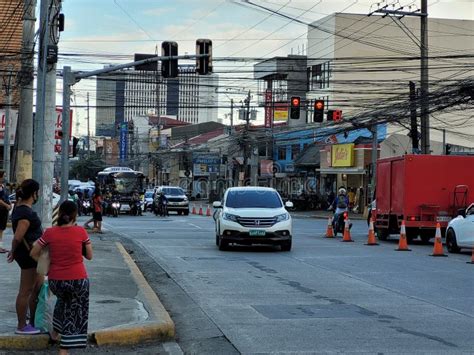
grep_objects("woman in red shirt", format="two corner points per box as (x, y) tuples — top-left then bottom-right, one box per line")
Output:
(31, 201), (93, 355)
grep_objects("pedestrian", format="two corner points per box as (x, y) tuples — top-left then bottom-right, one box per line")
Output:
(30, 200), (93, 354)
(92, 190), (103, 233)
(0, 171), (12, 253)
(6, 179), (44, 334)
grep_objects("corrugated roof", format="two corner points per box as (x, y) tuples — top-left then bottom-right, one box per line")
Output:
(0, 0), (24, 108)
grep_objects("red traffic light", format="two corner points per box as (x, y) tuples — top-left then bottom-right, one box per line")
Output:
(291, 97), (300, 107)
(314, 100), (324, 110)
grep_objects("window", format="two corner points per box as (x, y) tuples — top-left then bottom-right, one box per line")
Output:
(291, 145), (300, 159)
(278, 146), (286, 160)
(225, 190), (282, 208)
(308, 61), (331, 90)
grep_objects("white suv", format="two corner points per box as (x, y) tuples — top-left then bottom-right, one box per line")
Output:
(213, 187), (293, 251)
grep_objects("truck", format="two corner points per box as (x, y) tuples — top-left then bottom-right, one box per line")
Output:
(375, 155), (474, 243)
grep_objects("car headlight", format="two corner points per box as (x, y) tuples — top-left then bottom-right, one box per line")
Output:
(223, 213), (239, 222)
(275, 213), (290, 222)
(183, 196), (188, 202)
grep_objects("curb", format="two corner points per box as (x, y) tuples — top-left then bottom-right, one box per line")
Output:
(0, 242), (175, 351)
(92, 242), (175, 347)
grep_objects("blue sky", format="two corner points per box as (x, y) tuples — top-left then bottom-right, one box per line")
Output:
(54, 0), (474, 135)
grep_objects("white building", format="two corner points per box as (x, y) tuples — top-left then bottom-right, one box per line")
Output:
(306, 13), (474, 149)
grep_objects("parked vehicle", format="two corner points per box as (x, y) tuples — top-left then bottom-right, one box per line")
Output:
(445, 203), (474, 253)
(153, 186), (189, 215)
(375, 155), (474, 243)
(144, 190), (154, 211)
(213, 187), (293, 251)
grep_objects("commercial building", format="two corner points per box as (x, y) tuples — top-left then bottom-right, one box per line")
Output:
(95, 65), (219, 137)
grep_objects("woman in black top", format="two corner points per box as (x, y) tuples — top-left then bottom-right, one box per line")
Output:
(6, 179), (44, 335)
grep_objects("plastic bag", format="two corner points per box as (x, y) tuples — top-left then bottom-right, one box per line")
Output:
(35, 281), (56, 333)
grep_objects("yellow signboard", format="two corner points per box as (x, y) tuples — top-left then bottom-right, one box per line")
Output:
(331, 144), (354, 167)
(274, 110), (288, 121)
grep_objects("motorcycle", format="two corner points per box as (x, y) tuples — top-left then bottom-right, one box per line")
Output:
(129, 200), (142, 216)
(111, 201), (120, 218)
(82, 200), (91, 216)
(333, 210), (352, 237)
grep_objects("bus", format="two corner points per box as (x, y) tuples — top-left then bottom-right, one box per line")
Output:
(96, 167), (145, 212)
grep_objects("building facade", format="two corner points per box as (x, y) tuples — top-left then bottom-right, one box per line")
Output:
(95, 66), (219, 137)
(306, 13), (474, 148)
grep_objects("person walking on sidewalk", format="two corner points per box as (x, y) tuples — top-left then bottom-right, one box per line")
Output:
(31, 200), (93, 354)
(83, 189), (103, 233)
(0, 171), (12, 253)
(6, 179), (44, 335)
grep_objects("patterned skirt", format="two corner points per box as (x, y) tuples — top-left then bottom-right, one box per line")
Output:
(49, 278), (89, 349)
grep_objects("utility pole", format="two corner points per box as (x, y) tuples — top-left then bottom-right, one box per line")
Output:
(419, 0), (429, 154)
(229, 98), (234, 135)
(409, 81), (419, 152)
(60, 66), (72, 203)
(370, 124), (378, 202)
(2, 67), (13, 182)
(17, 0), (36, 183)
(369, 1), (430, 154)
(33, 0), (61, 225)
(243, 91), (251, 182)
(87, 92), (90, 156)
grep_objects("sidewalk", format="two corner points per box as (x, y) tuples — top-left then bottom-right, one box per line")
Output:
(0, 230), (175, 351)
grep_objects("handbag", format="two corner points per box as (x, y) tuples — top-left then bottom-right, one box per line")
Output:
(35, 280), (56, 333)
(36, 246), (50, 276)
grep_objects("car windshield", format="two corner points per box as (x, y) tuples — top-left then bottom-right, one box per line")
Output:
(145, 192), (153, 198)
(225, 190), (282, 209)
(162, 188), (184, 196)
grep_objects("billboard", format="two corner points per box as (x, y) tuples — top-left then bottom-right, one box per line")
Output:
(119, 122), (128, 162)
(331, 144), (355, 167)
(273, 102), (288, 121)
(0, 109), (18, 145)
(192, 153), (220, 177)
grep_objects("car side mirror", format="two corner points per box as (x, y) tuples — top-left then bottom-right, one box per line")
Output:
(457, 208), (466, 218)
(213, 201), (222, 209)
(285, 201), (294, 209)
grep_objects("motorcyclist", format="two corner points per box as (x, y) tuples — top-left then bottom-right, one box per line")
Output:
(330, 187), (350, 229)
(158, 192), (169, 217)
(130, 190), (142, 216)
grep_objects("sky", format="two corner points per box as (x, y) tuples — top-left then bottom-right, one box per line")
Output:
(54, 0), (474, 135)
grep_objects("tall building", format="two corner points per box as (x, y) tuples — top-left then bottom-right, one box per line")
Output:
(95, 65), (219, 136)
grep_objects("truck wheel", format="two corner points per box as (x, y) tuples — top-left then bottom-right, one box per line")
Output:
(446, 229), (460, 253)
(406, 228), (418, 244)
(377, 228), (389, 241)
(420, 229), (435, 244)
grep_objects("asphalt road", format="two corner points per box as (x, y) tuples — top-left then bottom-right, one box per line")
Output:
(99, 212), (473, 354)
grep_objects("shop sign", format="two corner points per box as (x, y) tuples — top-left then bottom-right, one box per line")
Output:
(192, 153), (221, 177)
(274, 102), (288, 121)
(331, 143), (354, 167)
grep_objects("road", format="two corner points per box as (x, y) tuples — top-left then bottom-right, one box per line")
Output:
(98, 212), (473, 354)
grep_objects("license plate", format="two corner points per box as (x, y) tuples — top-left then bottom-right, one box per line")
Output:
(436, 216), (451, 222)
(249, 230), (266, 237)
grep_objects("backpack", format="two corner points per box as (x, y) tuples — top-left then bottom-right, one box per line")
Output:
(337, 196), (347, 209)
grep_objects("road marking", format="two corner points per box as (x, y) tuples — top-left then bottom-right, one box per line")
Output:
(188, 223), (202, 229)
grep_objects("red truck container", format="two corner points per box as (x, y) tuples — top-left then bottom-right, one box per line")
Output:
(375, 155), (474, 242)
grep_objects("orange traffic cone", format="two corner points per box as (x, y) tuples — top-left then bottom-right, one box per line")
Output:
(206, 205), (211, 217)
(324, 217), (334, 238)
(198, 205), (203, 216)
(430, 223), (447, 257)
(365, 217), (379, 246)
(467, 247), (474, 264)
(341, 216), (353, 242)
(395, 220), (411, 251)
(191, 206), (196, 215)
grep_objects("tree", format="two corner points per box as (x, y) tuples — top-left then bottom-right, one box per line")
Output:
(70, 153), (106, 181)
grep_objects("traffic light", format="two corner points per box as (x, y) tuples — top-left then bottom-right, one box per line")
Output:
(290, 96), (301, 119)
(72, 137), (79, 157)
(445, 143), (452, 155)
(161, 41), (178, 78)
(327, 109), (343, 122)
(196, 39), (212, 75)
(313, 99), (324, 122)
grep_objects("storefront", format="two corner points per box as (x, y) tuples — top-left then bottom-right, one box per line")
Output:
(318, 143), (378, 212)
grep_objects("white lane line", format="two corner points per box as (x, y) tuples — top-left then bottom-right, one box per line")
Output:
(188, 223), (203, 229)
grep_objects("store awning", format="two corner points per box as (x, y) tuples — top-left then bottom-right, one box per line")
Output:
(317, 168), (366, 175)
